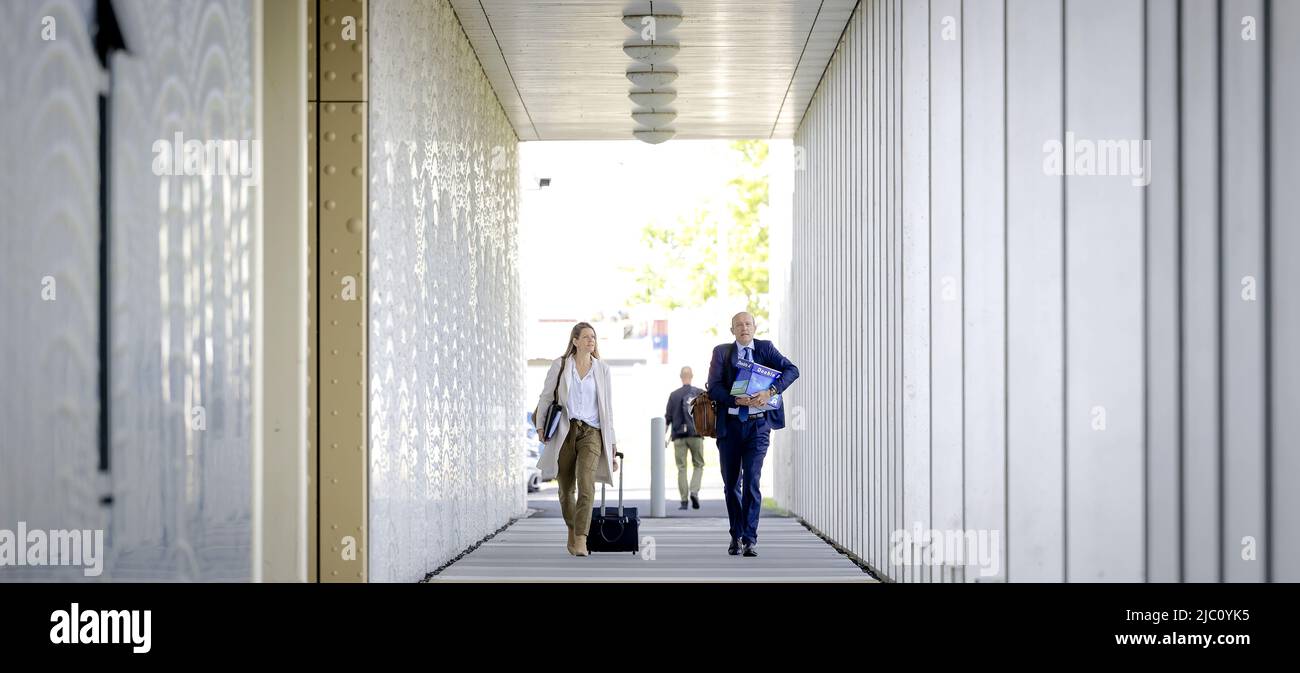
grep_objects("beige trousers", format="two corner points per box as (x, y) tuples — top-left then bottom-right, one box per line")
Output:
(557, 421), (603, 535)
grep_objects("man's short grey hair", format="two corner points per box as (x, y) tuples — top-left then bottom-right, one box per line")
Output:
(680, 366), (693, 378)
(731, 312), (754, 327)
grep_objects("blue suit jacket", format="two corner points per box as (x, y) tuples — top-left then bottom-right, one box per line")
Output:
(706, 339), (800, 439)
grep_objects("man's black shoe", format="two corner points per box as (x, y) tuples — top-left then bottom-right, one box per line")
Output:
(679, 500), (689, 510)
(690, 493), (700, 509)
(728, 538), (741, 556)
(742, 541), (758, 557)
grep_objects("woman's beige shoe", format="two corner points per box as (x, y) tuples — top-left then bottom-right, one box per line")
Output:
(575, 534), (589, 557)
(566, 528), (577, 556)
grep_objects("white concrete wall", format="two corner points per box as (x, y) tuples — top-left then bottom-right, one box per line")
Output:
(0, 0), (257, 580)
(777, 0), (1300, 582)
(367, 0), (524, 583)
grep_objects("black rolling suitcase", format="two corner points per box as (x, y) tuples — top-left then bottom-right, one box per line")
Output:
(588, 451), (640, 555)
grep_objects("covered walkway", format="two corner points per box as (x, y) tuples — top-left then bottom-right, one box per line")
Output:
(2, 0), (1298, 587)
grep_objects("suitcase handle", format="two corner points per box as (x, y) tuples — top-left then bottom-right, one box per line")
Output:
(615, 451), (624, 516)
(598, 517), (626, 544)
(600, 451), (627, 517)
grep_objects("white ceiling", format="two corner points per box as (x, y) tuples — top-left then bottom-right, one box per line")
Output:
(448, 0), (858, 141)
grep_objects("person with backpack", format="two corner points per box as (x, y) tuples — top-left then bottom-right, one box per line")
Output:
(664, 366), (706, 510)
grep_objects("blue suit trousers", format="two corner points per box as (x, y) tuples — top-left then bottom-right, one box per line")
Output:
(717, 413), (770, 544)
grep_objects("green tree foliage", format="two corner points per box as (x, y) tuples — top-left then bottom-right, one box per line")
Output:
(626, 140), (770, 321)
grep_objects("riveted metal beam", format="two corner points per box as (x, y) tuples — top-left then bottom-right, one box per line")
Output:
(306, 99), (318, 583)
(307, 0), (319, 584)
(320, 0), (367, 102)
(312, 0), (368, 583)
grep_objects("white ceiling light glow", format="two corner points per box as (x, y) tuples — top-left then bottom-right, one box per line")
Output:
(622, 1), (682, 143)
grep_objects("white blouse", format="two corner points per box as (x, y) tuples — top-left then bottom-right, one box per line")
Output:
(568, 358), (601, 427)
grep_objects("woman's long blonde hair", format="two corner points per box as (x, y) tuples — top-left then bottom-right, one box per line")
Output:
(562, 322), (600, 360)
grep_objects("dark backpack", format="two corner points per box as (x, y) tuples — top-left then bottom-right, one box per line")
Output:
(678, 390), (700, 437)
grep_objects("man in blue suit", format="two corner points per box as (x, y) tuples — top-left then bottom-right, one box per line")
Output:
(706, 312), (800, 557)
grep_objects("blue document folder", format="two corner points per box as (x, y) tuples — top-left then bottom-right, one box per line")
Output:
(729, 360), (782, 412)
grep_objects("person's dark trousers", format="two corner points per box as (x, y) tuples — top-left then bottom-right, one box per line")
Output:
(717, 413), (770, 544)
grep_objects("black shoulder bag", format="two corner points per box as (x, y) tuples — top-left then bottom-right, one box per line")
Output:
(539, 356), (566, 442)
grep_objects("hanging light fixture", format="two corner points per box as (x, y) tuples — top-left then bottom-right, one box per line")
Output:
(626, 66), (677, 89)
(633, 129), (676, 144)
(622, 1), (683, 34)
(621, 12), (682, 34)
(631, 110), (677, 127)
(628, 90), (676, 107)
(623, 1), (682, 144)
(622, 40), (679, 65)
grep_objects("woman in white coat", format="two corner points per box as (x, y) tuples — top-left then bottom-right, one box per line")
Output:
(534, 322), (620, 557)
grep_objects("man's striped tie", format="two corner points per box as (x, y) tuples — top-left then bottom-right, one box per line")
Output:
(739, 346), (753, 421)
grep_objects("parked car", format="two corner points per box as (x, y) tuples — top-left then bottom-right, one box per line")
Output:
(523, 412), (543, 493)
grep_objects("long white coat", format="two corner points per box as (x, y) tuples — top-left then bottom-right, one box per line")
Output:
(534, 356), (618, 487)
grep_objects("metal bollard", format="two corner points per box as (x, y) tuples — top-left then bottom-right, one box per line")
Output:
(650, 416), (665, 517)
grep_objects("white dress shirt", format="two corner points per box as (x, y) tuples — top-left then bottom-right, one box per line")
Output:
(568, 357), (600, 427)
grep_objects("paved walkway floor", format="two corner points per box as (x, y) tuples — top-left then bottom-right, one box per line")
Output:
(427, 516), (878, 583)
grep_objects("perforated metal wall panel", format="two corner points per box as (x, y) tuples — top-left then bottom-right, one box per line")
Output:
(367, 0), (524, 583)
(0, 0), (257, 581)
